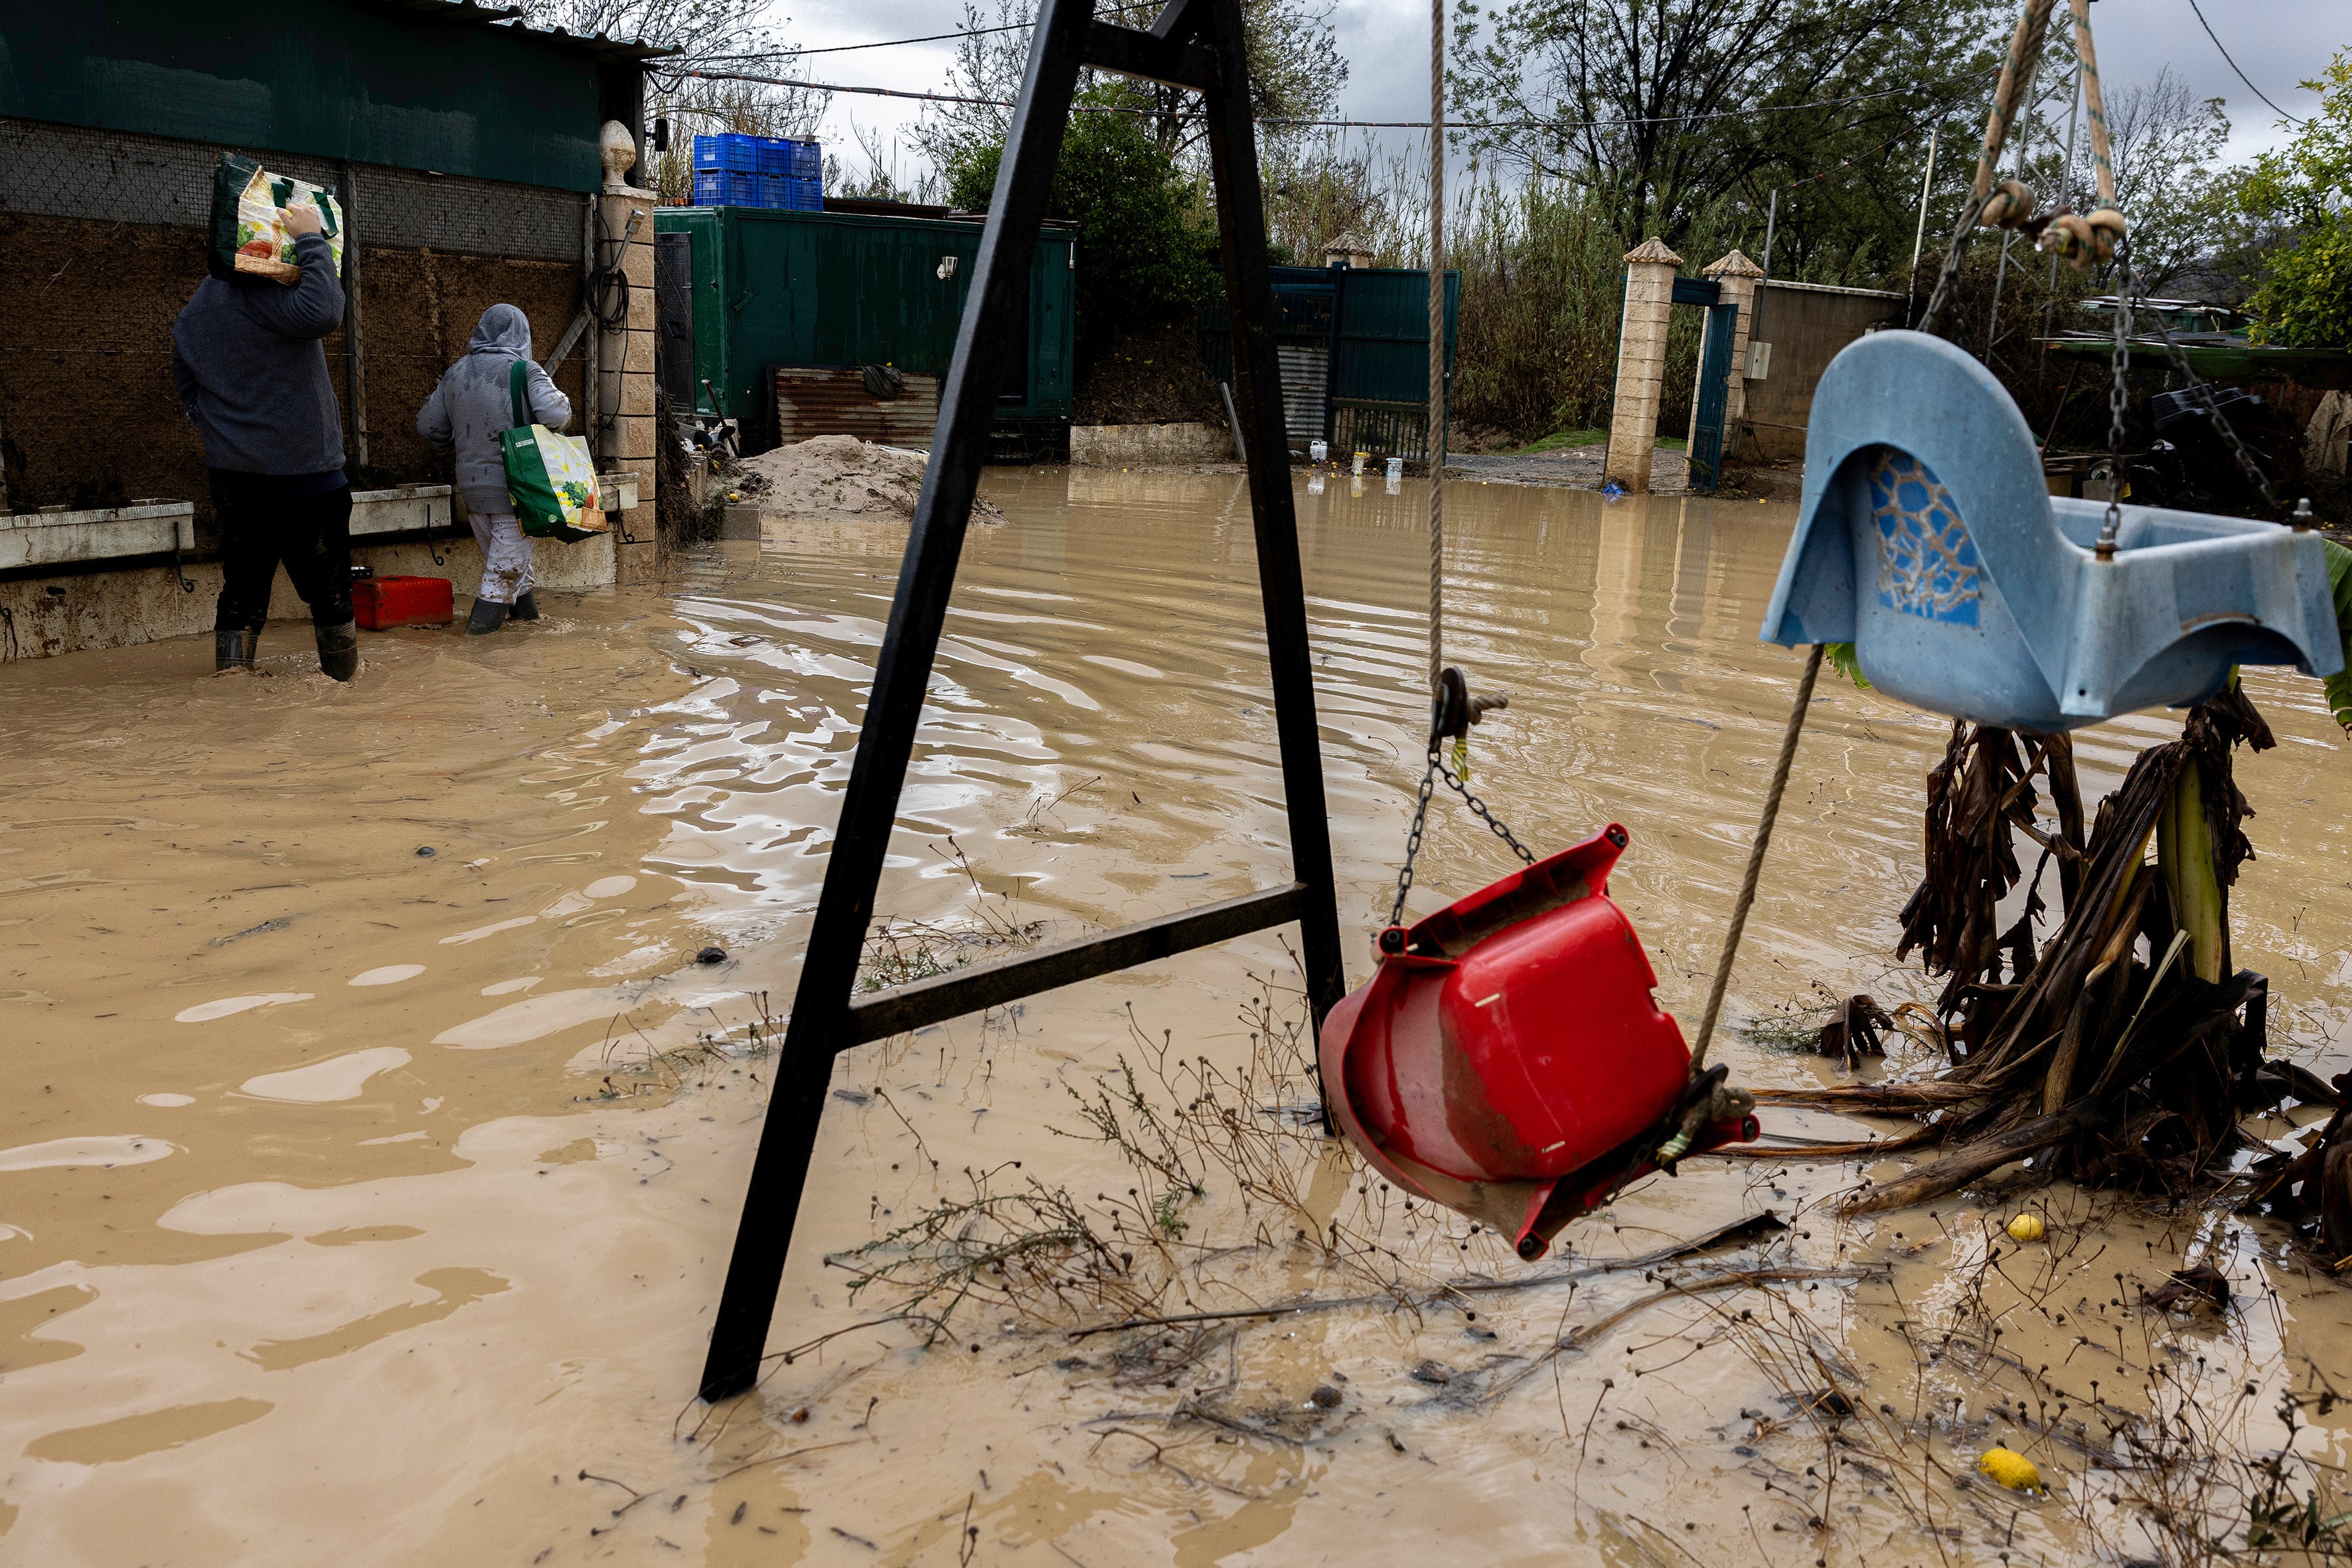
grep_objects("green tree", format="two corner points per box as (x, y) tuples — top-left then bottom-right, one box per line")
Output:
(946, 85), (1217, 362)
(1448, 0), (2001, 260)
(2236, 49), (2352, 347)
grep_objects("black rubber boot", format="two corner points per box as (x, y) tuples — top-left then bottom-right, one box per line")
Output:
(508, 589), (540, 622)
(466, 597), (509, 636)
(315, 619), (360, 682)
(214, 626), (259, 671)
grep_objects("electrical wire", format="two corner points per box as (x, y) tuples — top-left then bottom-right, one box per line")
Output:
(2183, 0), (2304, 126)
(688, 1), (1164, 62)
(665, 63), (1997, 134)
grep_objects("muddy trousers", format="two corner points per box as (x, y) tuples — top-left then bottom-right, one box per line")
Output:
(209, 472), (354, 631)
(467, 512), (536, 605)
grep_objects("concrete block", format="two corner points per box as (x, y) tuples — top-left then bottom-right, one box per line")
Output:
(613, 372), (657, 422)
(721, 504), (762, 540)
(0, 501), (194, 570)
(609, 327), (657, 376)
(1069, 422), (1234, 467)
(612, 414), (659, 463)
(617, 234), (655, 289)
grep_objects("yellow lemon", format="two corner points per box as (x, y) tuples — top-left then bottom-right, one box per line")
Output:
(2006, 1213), (2046, 1243)
(1978, 1447), (2043, 1493)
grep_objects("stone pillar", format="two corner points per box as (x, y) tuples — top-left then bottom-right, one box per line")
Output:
(1605, 237), (1682, 493)
(1691, 249), (1766, 449)
(596, 182), (659, 586)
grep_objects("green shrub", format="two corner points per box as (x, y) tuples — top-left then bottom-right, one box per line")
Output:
(946, 86), (1217, 363)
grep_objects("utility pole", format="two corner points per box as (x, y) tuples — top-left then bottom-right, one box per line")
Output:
(1907, 123), (1940, 329)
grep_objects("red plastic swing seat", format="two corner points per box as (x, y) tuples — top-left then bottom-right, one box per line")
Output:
(1319, 823), (1758, 1259)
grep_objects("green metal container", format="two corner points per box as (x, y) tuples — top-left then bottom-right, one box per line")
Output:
(654, 205), (1075, 439)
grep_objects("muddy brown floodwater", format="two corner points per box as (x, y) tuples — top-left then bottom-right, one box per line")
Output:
(5, 469), (2352, 1565)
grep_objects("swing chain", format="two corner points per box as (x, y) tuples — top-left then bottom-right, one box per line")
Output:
(2094, 238), (2288, 558)
(1385, 737), (1536, 931)
(2121, 259), (2286, 516)
(2097, 263), (2131, 557)
(1387, 757), (1439, 930)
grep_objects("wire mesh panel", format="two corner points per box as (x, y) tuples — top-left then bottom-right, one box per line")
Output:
(0, 115), (586, 519)
(0, 118), (580, 260)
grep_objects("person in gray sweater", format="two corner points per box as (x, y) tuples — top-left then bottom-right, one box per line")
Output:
(418, 304), (573, 635)
(170, 204), (359, 680)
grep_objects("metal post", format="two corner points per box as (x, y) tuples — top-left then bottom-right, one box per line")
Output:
(339, 162), (368, 472)
(696, 0), (1348, 1404)
(2044, 33), (2083, 337)
(1426, 0), (1445, 692)
(1198, 0), (1350, 1066)
(1321, 258), (1343, 449)
(1907, 124), (1939, 329)
(582, 195), (599, 463)
(1984, 55), (2041, 359)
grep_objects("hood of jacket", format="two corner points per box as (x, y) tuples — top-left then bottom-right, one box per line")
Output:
(468, 303), (533, 359)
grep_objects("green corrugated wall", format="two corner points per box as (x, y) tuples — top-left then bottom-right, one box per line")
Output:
(0, 0), (611, 191)
(655, 206), (1075, 424)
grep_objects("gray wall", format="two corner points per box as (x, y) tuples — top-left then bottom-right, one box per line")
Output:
(1738, 279), (1907, 463)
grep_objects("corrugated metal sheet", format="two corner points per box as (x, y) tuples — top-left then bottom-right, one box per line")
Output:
(654, 206), (1075, 429)
(774, 366), (940, 447)
(1277, 345), (1327, 446)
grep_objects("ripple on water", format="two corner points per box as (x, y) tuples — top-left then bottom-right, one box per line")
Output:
(349, 965), (426, 987)
(0, 1136), (176, 1172)
(173, 993), (314, 1023)
(239, 1048), (414, 1104)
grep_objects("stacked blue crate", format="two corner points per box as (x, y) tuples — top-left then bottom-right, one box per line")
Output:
(692, 134), (821, 207)
(692, 169), (761, 206)
(693, 134), (764, 205)
(694, 133), (759, 171)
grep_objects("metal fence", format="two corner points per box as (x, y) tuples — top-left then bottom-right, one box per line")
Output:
(0, 117), (582, 260)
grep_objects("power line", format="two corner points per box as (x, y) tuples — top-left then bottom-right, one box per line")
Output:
(690, 2), (1164, 62)
(2184, 0), (2304, 126)
(668, 64), (1992, 134)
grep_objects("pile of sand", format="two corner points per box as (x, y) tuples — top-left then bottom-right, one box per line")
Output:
(736, 434), (1002, 523)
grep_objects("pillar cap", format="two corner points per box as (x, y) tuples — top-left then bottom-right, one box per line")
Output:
(1624, 236), (1684, 267)
(1702, 248), (1766, 279)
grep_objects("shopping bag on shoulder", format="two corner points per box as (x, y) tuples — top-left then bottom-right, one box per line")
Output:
(500, 360), (607, 542)
(208, 155), (345, 283)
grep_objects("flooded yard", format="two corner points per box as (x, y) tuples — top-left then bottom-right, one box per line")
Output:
(5, 467), (2351, 1565)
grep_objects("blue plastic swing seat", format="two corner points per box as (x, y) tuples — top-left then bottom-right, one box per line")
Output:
(1761, 331), (2342, 732)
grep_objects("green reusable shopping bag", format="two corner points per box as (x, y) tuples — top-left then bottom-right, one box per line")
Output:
(501, 358), (606, 542)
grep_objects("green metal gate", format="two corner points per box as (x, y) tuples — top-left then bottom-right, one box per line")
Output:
(1200, 264), (1458, 461)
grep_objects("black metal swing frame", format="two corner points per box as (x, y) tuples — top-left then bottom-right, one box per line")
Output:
(697, 0), (1350, 1402)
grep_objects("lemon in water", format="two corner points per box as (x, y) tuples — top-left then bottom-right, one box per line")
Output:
(1978, 1447), (2043, 1493)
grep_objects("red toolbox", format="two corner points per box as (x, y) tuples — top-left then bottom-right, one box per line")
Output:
(353, 576), (454, 631)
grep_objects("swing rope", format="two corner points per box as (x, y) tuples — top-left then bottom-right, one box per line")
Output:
(1687, 644), (1825, 1072)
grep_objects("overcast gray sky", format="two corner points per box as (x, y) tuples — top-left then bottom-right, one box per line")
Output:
(775, 0), (2343, 187)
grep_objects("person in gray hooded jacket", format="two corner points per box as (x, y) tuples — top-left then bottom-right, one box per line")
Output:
(418, 304), (574, 634)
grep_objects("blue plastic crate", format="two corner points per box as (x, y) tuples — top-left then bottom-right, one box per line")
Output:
(789, 139), (822, 180)
(693, 133), (759, 172)
(759, 173), (789, 208)
(692, 169), (761, 206)
(785, 175), (823, 212)
(755, 137), (793, 173)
